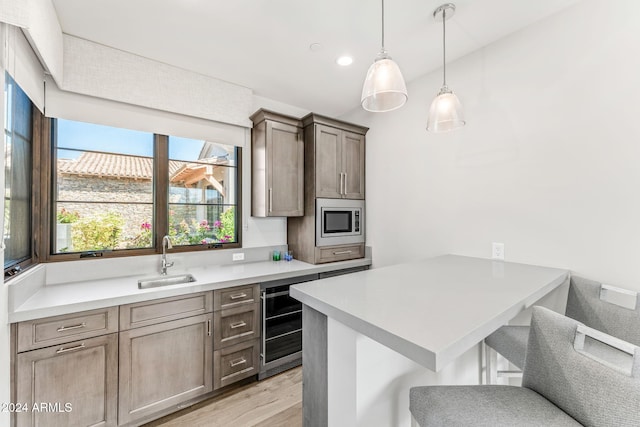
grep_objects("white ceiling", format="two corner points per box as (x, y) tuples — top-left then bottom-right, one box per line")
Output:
(51, 0), (582, 117)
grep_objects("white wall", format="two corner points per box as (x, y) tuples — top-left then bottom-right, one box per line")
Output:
(344, 0), (640, 289)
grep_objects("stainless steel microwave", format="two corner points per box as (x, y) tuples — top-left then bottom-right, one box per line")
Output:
(316, 198), (365, 247)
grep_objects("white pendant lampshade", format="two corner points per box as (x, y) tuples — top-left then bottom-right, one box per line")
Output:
(361, 0), (408, 112)
(427, 3), (465, 132)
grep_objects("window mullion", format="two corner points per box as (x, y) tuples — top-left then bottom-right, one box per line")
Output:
(154, 134), (169, 252)
(32, 107), (49, 263)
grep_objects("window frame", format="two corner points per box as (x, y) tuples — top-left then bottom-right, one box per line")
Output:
(39, 120), (242, 262)
(3, 76), (42, 278)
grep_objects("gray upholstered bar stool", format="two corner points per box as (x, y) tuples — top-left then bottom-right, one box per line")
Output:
(484, 275), (640, 383)
(410, 306), (640, 427)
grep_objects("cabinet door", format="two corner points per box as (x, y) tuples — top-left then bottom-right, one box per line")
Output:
(341, 131), (365, 199)
(315, 124), (343, 198)
(266, 121), (304, 216)
(118, 314), (213, 425)
(15, 334), (118, 427)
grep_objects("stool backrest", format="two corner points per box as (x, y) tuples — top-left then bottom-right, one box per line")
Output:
(566, 276), (640, 346)
(523, 306), (640, 427)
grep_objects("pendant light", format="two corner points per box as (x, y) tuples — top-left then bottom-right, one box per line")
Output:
(361, 0), (408, 112)
(426, 3), (465, 132)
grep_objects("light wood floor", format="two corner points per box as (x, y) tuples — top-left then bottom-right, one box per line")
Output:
(144, 367), (302, 427)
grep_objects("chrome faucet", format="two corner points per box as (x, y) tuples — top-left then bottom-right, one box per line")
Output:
(161, 235), (174, 275)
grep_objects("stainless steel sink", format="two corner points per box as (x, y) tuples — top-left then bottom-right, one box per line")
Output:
(138, 273), (196, 289)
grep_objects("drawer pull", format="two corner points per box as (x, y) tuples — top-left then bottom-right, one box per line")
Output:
(230, 293), (247, 300)
(230, 321), (247, 329)
(56, 343), (85, 354)
(207, 319), (212, 336)
(230, 357), (247, 367)
(333, 250), (353, 255)
(57, 322), (87, 332)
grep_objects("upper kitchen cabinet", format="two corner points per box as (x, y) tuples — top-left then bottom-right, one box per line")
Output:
(250, 109), (304, 217)
(302, 114), (367, 199)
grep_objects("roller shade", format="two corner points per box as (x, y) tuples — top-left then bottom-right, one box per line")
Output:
(61, 35), (253, 129)
(0, 0), (64, 85)
(5, 26), (44, 112)
(45, 76), (248, 147)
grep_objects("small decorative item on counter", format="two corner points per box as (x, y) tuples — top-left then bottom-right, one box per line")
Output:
(284, 250), (293, 261)
(272, 250), (281, 261)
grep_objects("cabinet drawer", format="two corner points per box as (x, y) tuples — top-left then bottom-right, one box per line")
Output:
(214, 303), (260, 349)
(120, 292), (213, 330)
(214, 284), (259, 311)
(315, 243), (364, 264)
(17, 307), (118, 352)
(214, 338), (260, 390)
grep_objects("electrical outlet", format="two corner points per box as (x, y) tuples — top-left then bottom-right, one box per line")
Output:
(492, 242), (505, 260)
(232, 252), (245, 261)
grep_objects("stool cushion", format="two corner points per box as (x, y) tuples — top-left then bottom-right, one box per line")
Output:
(409, 385), (581, 427)
(484, 325), (530, 369)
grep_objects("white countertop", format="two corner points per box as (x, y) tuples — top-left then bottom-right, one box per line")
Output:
(290, 254), (568, 372)
(9, 257), (371, 323)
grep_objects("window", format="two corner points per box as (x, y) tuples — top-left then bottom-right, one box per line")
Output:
(53, 120), (154, 253)
(168, 136), (238, 246)
(4, 74), (33, 274)
(49, 119), (241, 259)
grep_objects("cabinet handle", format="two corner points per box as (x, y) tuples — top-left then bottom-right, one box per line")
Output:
(261, 291), (266, 368)
(230, 321), (247, 329)
(207, 319), (211, 336)
(333, 250), (353, 255)
(269, 188), (273, 213)
(344, 173), (348, 195)
(57, 322), (86, 332)
(230, 357), (247, 367)
(56, 343), (85, 354)
(230, 293), (247, 300)
(339, 173), (344, 195)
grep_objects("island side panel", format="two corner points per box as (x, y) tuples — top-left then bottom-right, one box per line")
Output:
(302, 305), (328, 426)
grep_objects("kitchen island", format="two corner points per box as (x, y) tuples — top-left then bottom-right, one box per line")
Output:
(290, 254), (569, 427)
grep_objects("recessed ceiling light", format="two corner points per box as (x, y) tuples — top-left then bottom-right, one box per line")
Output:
(336, 56), (353, 66)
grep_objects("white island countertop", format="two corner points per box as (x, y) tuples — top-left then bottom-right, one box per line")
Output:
(9, 257), (371, 323)
(290, 254), (568, 372)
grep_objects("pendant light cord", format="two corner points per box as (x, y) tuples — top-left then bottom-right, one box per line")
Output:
(381, 0), (385, 51)
(442, 7), (447, 86)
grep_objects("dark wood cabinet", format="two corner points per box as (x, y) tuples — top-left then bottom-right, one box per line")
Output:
(250, 109), (304, 217)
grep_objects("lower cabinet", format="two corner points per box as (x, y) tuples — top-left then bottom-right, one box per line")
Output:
(15, 333), (118, 427)
(11, 281), (325, 425)
(213, 285), (261, 390)
(118, 313), (213, 425)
